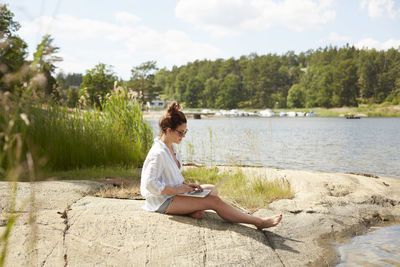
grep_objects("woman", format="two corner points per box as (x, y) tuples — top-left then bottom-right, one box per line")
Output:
(140, 102), (282, 229)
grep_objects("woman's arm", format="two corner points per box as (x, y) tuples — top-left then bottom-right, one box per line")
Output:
(161, 183), (196, 195)
(142, 153), (166, 195)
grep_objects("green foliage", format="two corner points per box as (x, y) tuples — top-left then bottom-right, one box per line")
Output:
(287, 84), (305, 108)
(182, 167), (294, 211)
(31, 34), (62, 99)
(36, 166), (140, 181)
(216, 73), (241, 109)
(203, 77), (219, 108)
(129, 61), (160, 104)
(56, 72), (83, 90)
(66, 88), (79, 107)
(173, 71), (188, 102)
(0, 4), (28, 93)
(81, 63), (116, 107)
(184, 76), (203, 107)
(156, 46), (400, 109)
(0, 4), (20, 36)
(0, 86), (153, 174)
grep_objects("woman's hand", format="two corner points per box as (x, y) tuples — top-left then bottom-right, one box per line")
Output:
(183, 182), (203, 192)
(176, 183), (197, 194)
(162, 182), (203, 195)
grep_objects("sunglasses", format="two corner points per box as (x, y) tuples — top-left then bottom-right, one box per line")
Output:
(175, 129), (188, 137)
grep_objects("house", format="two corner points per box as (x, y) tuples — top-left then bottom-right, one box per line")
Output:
(146, 96), (165, 109)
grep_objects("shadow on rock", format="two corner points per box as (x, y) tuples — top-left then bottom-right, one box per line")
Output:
(168, 211), (301, 254)
(262, 230), (301, 254)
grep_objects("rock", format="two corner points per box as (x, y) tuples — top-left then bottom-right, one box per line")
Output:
(1, 168), (400, 267)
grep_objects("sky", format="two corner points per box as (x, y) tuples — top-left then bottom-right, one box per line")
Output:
(3, 0), (400, 79)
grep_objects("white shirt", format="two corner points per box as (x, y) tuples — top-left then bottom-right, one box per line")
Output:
(140, 138), (184, 211)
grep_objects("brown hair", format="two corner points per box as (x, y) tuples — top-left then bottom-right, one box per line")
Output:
(159, 101), (187, 134)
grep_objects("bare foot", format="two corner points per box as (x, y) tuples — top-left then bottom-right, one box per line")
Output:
(188, 210), (205, 219)
(256, 214), (283, 230)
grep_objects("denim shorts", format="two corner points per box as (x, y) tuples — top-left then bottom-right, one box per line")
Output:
(155, 196), (175, 214)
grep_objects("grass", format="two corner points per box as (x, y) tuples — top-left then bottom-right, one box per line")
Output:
(0, 85), (153, 178)
(182, 166), (294, 212)
(34, 165), (294, 213)
(34, 166), (140, 181)
(0, 85), (152, 266)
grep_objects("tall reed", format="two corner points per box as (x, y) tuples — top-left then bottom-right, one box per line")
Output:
(22, 84), (153, 171)
(0, 91), (37, 267)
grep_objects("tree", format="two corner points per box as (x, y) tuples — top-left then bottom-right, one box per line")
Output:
(287, 84), (305, 108)
(81, 63), (116, 107)
(216, 73), (241, 109)
(332, 58), (358, 106)
(56, 72), (83, 90)
(241, 57), (258, 107)
(0, 4), (28, 92)
(66, 88), (79, 107)
(203, 77), (219, 107)
(173, 71), (188, 102)
(150, 45), (400, 109)
(129, 61), (160, 103)
(184, 77), (203, 107)
(31, 34), (62, 99)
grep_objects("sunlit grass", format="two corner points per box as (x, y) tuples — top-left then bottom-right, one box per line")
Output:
(0, 86), (153, 177)
(33, 166), (140, 181)
(182, 166), (294, 212)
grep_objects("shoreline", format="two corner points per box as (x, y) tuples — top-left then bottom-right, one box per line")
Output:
(142, 105), (400, 119)
(1, 167), (400, 266)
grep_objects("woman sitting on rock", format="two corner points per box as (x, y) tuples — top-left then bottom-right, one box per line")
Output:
(140, 101), (282, 229)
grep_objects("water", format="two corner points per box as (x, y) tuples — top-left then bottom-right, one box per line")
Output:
(147, 116), (400, 263)
(148, 117), (400, 178)
(336, 225), (400, 266)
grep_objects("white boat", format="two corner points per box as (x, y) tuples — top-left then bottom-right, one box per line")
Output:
(279, 111), (287, 117)
(259, 109), (275, 117)
(287, 111), (297, 117)
(296, 112), (306, 117)
(228, 109), (248, 117)
(306, 110), (317, 117)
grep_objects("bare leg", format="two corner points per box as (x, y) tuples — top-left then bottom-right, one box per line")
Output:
(200, 184), (218, 196)
(187, 184), (216, 219)
(188, 210), (205, 219)
(166, 194), (282, 229)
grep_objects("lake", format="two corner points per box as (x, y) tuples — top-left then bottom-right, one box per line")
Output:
(336, 225), (400, 266)
(147, 115), (400, 264)
(148, 117), (400, 178)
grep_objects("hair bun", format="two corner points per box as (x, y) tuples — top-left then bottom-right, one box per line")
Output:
(159, 101), (187, 134)
(167, 101), (181, 114)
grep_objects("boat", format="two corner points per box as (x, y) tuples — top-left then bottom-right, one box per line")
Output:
(345, 113), (361, 119)
(346, 115), (360, 119)
(279, 111), (287, 117)
(259, 109), (275, 117)
(287, 111), (297, 117)
(306, 110), (317, 117)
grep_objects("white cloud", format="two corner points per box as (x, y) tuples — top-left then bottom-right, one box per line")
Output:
(17, 14), (225, 78)
(355, 38), (400, 50)
(115, 12), (141, 24)
(175, 0), (336, 36)
(360, 0), (400, 19)
(20, 15), (133, 40)
(328, 32), (352, 42)
(55, 52), (93, 75)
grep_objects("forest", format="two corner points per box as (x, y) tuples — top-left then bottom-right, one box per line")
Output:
(1, 4), (400, 110)
(154, 47), (400, 109)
